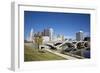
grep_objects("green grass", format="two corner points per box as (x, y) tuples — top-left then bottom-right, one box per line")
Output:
(24, 45), (66, 61)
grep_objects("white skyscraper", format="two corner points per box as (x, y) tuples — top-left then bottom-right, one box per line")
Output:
(30, 28), (34, 41)
(76, 31), (84, 41)
(49, 28), (53, 41)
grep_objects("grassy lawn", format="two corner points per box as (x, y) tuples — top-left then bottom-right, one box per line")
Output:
(24, 45), (66, 61)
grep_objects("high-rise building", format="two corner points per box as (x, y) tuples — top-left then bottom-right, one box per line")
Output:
(49, 28), (53, 41)
(76, 31), (84, 41)
(33, 28), (54, 42)
(41, 31), (44, 36)
(30, 28), (34, 41)
(37, 32), (42, 36)
(43, 29), (49, 36)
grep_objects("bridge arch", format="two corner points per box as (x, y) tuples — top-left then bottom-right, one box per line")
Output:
(43, 40), (90, 50)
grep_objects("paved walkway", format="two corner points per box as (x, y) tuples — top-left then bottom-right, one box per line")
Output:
(45, 49), (78, 60)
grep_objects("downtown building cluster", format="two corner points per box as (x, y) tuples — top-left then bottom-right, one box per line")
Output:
(28, 28), (64, 43)
(28, 27), (88, 43)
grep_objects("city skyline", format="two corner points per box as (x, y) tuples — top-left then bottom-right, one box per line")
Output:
(24, 11), (90, 40)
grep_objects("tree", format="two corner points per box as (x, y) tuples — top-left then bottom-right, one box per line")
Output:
(34, 37), (39, 50)
(84, 37), (90, 41)
(38, 36), (43, 46)
(34, 36), (43, 51)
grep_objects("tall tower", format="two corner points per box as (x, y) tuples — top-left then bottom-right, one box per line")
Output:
(76, 31), (84, 41)
(49, 28), (53, 41)
(43, 29), (49, 36)
(30, 28), (34, 41)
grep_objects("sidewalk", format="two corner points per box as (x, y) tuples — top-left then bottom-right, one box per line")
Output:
(45, 49), (78, 60)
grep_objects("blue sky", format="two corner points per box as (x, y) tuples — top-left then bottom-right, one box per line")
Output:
(24, 11), (90, 40)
